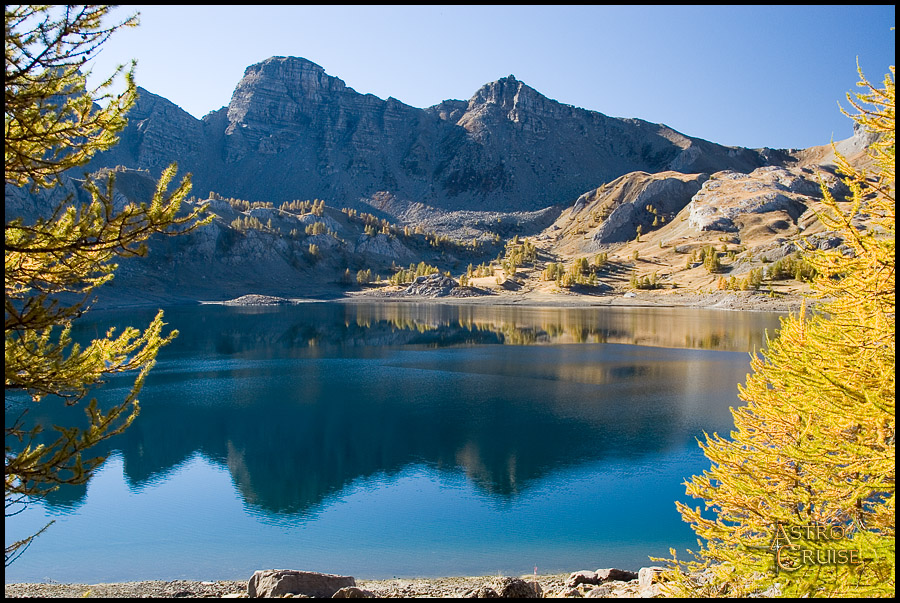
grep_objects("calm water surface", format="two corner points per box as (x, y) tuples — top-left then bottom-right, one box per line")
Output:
(5, 303), (786, 583)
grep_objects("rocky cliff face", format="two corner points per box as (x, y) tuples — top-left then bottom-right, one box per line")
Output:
(544, 171), (709, 254)
(687, 167), (827, 233)
(81, 56), (787, 218)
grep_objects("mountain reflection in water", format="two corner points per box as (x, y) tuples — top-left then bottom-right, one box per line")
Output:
(146, 301), (780, 354)
(13, 303), (784, 517)
(5, 302), (789, 582)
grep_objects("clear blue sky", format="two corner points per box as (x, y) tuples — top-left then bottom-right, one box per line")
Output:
(87, 5), (894, 150)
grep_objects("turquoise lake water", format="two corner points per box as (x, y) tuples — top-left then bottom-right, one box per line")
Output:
(4, 302), (786, 583)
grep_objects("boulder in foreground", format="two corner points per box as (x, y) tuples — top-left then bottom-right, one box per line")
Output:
(566, 568), (637, 588)
(247, 569), (356, 598)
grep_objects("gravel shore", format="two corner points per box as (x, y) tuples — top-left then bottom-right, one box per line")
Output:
(6, 573), (573, 598)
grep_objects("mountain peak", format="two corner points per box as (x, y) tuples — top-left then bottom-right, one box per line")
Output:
(225, 56), (348, 139)
(245, 55), (326, 75)
(460, 74), (564, 135)
(236, 55), (345, 94)
(469, 74), (537, 107)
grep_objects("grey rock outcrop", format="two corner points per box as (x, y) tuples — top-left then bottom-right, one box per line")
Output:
(353, 232), (420, 264)
(596, 568), (638, 583)
(566, 570), (601, 588)
(331, 586), (376, 598)
(687, 166), (843, 233)
(465, 585), (501, 598)
(247, 569), (356, 598)
(587, 172), (708, 247)
(550, 171), (708, 254)
(565, 568), (638, 588)
(404, 274), (459, 297)
(492, 577), (542, 598)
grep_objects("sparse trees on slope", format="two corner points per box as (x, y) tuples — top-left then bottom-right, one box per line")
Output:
(5, 5), (210, 565)
(662, 64), (894, 597)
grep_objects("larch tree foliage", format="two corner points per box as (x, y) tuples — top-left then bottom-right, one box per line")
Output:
(5, 5), (210, 565)
(659, 62), (895, 597)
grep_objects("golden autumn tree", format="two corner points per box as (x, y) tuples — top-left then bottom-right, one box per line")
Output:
(660, 63), (894, 597)
(5, 5), (210, 565)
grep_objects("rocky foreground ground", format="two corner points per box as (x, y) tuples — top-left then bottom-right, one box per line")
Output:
(6, 567), (684, 598)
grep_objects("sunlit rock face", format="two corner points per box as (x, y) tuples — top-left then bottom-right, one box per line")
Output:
(687, 166), (844, 233)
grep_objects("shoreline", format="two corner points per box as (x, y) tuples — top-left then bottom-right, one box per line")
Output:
(95, 287), (806, 313)
(3, 571), (632, 598)
(338, 288), (805, 313)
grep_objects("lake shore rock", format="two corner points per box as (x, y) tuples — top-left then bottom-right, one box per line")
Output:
(247, 570), (356, 598)
(219, 294), (298, 305)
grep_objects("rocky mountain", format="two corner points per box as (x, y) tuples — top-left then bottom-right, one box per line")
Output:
(9, 55), (873, 304)
(80, 56), (791, 218)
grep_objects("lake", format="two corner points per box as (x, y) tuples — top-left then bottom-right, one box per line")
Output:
(4, 302), (787, 583)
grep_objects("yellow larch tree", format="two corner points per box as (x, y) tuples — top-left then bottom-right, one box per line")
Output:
(660, 63), (894, 597)
(5, 5), (210, 565)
